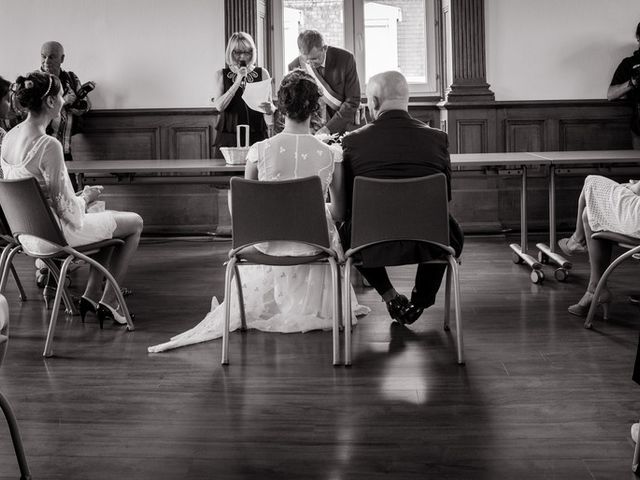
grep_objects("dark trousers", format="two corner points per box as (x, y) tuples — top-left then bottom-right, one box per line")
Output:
(358, 263), (447, 308)
(343, 215), (464, 309)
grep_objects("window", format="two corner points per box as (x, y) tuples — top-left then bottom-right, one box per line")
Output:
(271, 0), (440, 98)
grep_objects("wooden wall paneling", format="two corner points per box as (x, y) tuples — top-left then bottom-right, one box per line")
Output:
(75, 127), (161, 161)
(504, 119), (545, 152)
(170, 126), (212, 159)
(456, 119), (488, 153)
(559, 118), (631, 151)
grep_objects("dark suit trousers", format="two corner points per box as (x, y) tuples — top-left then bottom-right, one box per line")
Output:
(354, 217), (464, 308)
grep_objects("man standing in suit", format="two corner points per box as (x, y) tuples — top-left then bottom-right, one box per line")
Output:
(341, 71), (464, 325)
(288, 30), (361, 136)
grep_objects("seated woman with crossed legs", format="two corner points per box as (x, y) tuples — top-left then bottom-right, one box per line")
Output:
(558, 175), (640, 316)
(0, 71), (143, 325)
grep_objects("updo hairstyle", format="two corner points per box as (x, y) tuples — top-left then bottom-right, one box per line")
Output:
(0, 76), (10, 100)
(276, 69), (321, 122)
(14, 71), (61, 113)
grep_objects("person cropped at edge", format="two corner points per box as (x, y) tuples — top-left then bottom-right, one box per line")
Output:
(288, 29), (361, 136)
(0, 71), (143, 327)
(608, 22), (640, 149)
(0, 76), (10, 147)
(340, 71), (464, 326)
(212, 32), (274, 158)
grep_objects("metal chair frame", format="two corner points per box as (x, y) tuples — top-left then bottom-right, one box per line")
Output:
(0, 177), (134, 357)
(342, 174), (464, 366)
(222, 176), (343, 365)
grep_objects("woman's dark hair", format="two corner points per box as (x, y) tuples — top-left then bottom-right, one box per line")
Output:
(0, 76), (10, 99)
(276, 69), (321, 122)
(14, 71), (61, 113)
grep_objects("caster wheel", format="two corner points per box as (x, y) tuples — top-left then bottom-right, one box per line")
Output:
(537, 251), (549, 264)
(554, 268), (569, 282)
(512, 252), (523, 264)
(530, 269), (545, 284)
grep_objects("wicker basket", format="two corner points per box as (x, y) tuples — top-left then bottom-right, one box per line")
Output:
(221, 124), (250, 165)
(220, 147), (250, 165)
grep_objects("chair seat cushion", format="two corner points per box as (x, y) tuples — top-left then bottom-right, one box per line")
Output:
(235, 246), (331, 266)
(592, 231), (640, 248)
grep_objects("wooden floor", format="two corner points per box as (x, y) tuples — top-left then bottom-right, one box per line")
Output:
(0, 235), (639, 479)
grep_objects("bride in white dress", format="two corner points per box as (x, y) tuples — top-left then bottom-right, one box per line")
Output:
(149, 70), (369, 353)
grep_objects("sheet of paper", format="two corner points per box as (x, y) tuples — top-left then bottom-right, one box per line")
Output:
(241, 79), (272, 113)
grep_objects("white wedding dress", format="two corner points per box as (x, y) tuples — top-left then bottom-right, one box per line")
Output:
(148, 133), (369, 353)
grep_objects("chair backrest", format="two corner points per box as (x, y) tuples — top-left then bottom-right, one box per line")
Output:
(0, 294), (9, 366)
(0, 177), (67, 248)
(350, 174), (450, 250)
(230, 176), (331, 250)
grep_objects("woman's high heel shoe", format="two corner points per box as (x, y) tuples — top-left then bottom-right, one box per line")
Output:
(568, 289), (612, 319)
(78, 296), (99, 323)
(97, 302), (133, 329)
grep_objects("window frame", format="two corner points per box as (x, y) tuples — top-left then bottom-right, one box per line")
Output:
(271, 0), (442, 101)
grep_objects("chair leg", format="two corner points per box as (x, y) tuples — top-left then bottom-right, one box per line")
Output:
(42, 256), (73, 357)
(10, 265), (27, 302)
(444, 265), (452, 331)
(328, 258), (341, 366)
(233, 264), (247, 331)
(221, 258), (236, 365)
(0, 391), (32, 480)
(584, 246), (640, 329)
(343, 259), (353, 366)
(67, 250), (135, 331)
(633, 419), (640, 473)
(448, 256), (464, 365)
(42, 259), (75, 315)
(0, 246), (21, 294)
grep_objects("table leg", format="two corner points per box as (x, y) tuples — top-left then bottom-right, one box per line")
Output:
(509, 165), (544, 283)
(535, 164), (572, 280)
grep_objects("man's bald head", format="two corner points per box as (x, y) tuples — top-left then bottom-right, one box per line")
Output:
(41, 41), (65, 76)
(365, 71), (409, 119)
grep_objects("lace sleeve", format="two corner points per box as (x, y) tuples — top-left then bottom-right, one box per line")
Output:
(329, 144), (343, 163)
(39, 138), (86, 231)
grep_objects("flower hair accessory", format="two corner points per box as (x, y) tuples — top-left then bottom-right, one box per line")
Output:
(24, 80), (34, 89)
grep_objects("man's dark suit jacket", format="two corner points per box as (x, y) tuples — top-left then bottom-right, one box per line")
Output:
(341, 109), (463, 267)
(288, 46), (361, 134)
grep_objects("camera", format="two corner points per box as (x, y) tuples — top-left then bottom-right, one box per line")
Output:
(70, 81), (95, 110)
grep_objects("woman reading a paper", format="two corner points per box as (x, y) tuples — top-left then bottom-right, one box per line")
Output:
(212, 32), (274, 158)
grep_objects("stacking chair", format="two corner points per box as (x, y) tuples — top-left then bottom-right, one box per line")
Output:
(342, 174), (464, 366)
(0, 177), (134, 357)
(584, 231), (640, 329)
(0, 294), (32, 480)
(222, 176), (342, 365)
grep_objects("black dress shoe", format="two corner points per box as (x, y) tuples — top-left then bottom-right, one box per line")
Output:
(386, 294), (410, 322)
(400, 303), (424, 325)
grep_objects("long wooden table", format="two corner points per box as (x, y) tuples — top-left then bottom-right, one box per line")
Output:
(66, 150), (640, 283)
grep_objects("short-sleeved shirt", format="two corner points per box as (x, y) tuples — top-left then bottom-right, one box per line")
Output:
(610, 51), (640, 134)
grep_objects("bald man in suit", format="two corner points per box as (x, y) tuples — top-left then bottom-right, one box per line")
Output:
(341, 71), (464, 325)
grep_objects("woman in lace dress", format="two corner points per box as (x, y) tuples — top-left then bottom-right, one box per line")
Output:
(558, 175), (640, 316)
(0, 71), (143, 325)
(149, 70), (368, 353)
